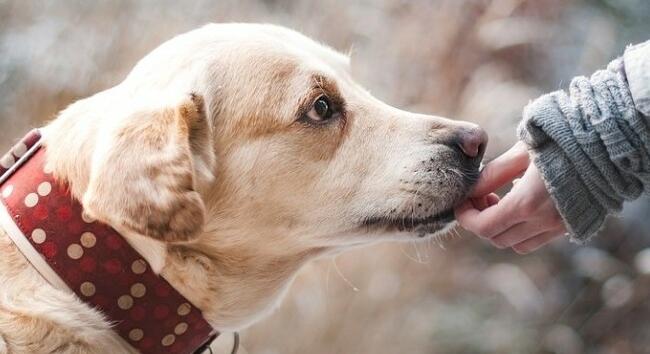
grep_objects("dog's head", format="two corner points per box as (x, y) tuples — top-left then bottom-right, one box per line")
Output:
(44, 23), (486, 327)
(48, 23), (485, 247)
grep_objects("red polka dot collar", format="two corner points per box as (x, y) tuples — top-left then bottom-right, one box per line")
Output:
(0, 130), (219, 354)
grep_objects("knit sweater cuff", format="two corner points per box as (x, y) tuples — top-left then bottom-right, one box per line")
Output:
(518, 96), (609, 243)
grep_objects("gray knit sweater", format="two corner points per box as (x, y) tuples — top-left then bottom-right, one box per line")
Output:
(518, 40), (650, 243)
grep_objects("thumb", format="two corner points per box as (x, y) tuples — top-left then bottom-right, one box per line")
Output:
(471, 141), (530, 197)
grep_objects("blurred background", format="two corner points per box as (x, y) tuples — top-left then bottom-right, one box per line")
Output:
(2, 0), (650, 353)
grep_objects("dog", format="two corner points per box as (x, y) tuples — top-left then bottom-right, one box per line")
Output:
(0, 23), (486, 353)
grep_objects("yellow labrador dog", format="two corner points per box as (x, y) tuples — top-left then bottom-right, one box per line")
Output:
(0, 23), (486, 353)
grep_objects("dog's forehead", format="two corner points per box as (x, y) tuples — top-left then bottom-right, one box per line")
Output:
(262, 25), (350, 73)
(204, 23), (350, 75)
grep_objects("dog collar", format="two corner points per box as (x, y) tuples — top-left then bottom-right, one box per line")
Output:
(0, 130), (219, 354)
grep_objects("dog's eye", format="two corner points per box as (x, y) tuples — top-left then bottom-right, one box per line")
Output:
(305, 96), (335, 122)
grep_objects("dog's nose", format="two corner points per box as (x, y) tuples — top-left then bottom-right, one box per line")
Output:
(454, 126), (488, 160)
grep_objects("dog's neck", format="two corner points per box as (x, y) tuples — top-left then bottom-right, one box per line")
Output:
(162, 234), (326, 330)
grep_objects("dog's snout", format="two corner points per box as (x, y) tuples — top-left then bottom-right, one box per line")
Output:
(454, 126), (488, 160)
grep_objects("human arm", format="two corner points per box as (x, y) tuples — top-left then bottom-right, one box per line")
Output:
(456, 40), (650, 251)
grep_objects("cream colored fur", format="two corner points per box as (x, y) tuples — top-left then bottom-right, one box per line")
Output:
(0, 23), (482, 353)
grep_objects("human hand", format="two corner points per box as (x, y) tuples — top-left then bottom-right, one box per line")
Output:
(454, 141), (567, 254)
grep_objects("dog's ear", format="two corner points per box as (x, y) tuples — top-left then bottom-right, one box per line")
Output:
(82, 93), (216, 243)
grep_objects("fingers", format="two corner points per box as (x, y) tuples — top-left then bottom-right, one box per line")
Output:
(490, 221), (554, 248)
(470, 193), (500, 210)
(455, 194), (520, 238)
(456, 142), (531, 235)
(471, 141), (530, 197)
(511, 230), (564, 254)
(486, 193), (500, 206)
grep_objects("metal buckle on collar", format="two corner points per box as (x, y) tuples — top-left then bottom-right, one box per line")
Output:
(194, 332), (239, 354)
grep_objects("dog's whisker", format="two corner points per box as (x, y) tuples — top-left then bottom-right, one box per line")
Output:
(412, 241), (422, 263)
(332, 256), (359, 292)
(325, 259), (332, 295)
(399, 242), (428, 264)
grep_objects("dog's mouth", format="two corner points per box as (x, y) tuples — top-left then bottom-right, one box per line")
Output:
(361, 209), (455, 237)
